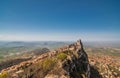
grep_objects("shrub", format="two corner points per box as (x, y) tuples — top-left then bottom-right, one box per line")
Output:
(0, 71), (9, 78)
(42, 58), (56, 70)
(57, 53), (67, 61)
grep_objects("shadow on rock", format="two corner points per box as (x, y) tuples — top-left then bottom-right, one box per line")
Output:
(90, 65), (102, 78)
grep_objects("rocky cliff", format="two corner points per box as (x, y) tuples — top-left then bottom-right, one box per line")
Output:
(0, 40), (102, 78)
(44, 40), (91, 78)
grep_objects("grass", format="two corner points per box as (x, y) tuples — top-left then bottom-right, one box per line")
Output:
(42, 58), (56, 70)
(56, 52), (67, 61)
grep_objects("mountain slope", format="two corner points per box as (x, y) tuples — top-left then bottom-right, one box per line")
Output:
(0, 40), (102, 78)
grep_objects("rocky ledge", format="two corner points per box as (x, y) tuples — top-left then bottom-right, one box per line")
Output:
(0, 40), (102, 78)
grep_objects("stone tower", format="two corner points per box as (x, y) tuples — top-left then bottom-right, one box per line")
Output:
(76, 39), (83, 50)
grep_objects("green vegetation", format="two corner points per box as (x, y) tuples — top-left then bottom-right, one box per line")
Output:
(42, 58), (56, 70)
(0, 46), (50, 71)
(0, 42), (119, 78)
(19, 52), (68, 78)
(0, 71), (9, 78)
(85, 47), (120, 57)
(0, 56), (3, 59)
(0, 46), (35, 62)
(57, 52), (67, 61)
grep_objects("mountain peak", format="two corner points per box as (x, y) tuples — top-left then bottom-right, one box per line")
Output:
(0, 40), (102, 78)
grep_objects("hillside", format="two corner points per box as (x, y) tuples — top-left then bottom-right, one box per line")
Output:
(0, 40), (119, 78)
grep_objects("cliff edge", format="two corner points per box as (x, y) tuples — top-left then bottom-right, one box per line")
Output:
(0, 40), (102, 78)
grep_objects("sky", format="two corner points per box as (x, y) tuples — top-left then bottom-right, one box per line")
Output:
(0, 0), (120, 41)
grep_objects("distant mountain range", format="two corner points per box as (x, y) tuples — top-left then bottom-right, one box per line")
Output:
(0, 41), (72, 48)
(0, 41), (120, 48)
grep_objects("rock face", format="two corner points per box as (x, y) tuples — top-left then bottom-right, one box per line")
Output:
(0, 40), (102, 78)
(62, 40), (90, 78)
(44, 40), (90, 78)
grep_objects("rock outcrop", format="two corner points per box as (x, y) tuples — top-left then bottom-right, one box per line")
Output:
(0, 39), (102, 78)
(44, 40), (90, 78)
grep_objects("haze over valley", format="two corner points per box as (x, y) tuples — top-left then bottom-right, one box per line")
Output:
(0, 0), (120, 78)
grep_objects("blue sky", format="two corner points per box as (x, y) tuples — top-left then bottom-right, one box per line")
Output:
(0, 0), (120, 41)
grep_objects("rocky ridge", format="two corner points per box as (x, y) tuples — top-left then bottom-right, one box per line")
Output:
(0, 40), (102, 78)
